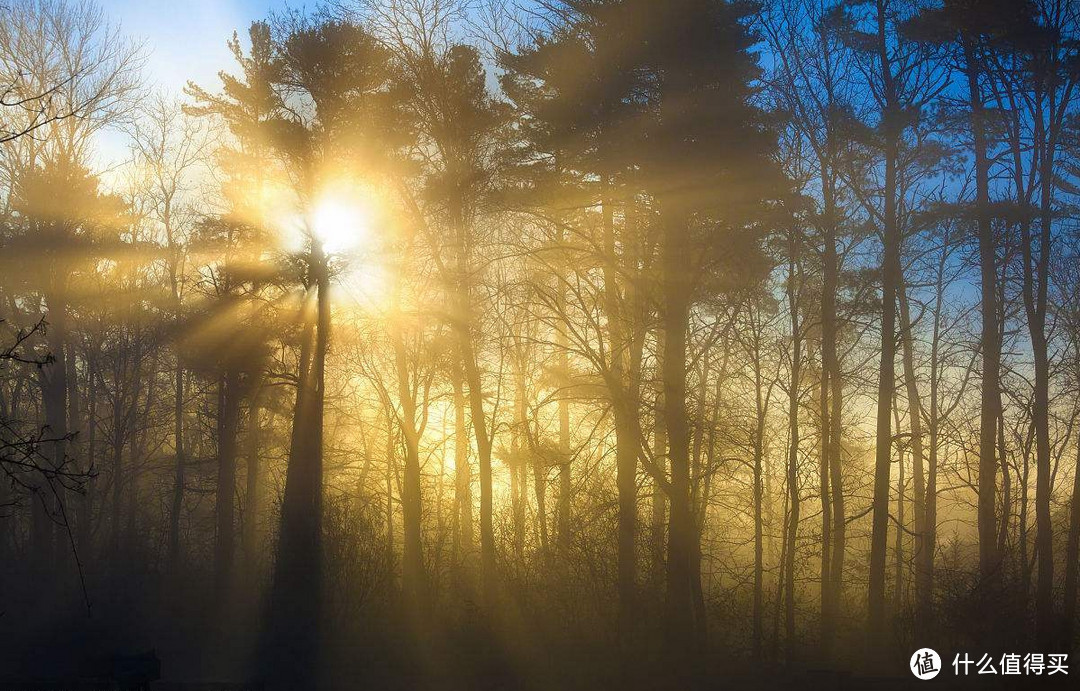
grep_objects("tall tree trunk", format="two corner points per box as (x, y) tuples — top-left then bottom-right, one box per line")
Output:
(924, 228), (948, 638)
(816, 167), (842, 656)
(690, 496), (708, 649)
(125, 352), (157, 558)
(899, 280), (928, 632)
(62, 347), (80, 575)
(554, 225), (573, 556)
(449, 198), (496, 604)
(267, 252), (329, 681)
(167, 222), (185, 574)
(1, 378), (20, 567)
(785, 231), (801, 662)
(78, 364), (97, 556)
(243, 380), (264, 569)
(168, 360), (185, 572)
(653, 328), (668, 589)
(965, 41), (1000, 591)
(1027, 117), (1055, 648)
(460, 338), (494, 601)
(533, 461), (549, 557)
(393, 325), (425, 609)
(110, 390), (125, 560)
(869, 3), (900, 644)
(614, 404), (637, 615)
(893, 399), (905, 619)
(599, 173), (637, 617)
(663, 208), (694, 649)
(36, 288), (68, 577)
(451, 363), (473, 561)
(214, 368), (241, 597)
(997, 400), (1011, 563)
(511, 368), (526, 563)
(1020, 430), (1033, 604)
(557, 351), (572, 556)
(751, 328), (767, 662)
(828, 350), (845, 640)
(386, 422), (396, 581)
(458, 333), (494, 603)
(689, 353), (709, 646)
(520, 368), (548, 558)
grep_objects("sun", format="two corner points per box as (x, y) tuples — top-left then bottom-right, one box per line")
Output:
(311, 195), (371, 255)
(307, 189), (391, 309)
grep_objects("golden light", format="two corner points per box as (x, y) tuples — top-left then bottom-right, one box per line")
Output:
(311, 195), (371, 255)
(270, 183), (392, 309)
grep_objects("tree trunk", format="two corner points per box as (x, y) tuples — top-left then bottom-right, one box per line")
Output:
(554, 225), (573, 556)
(36, 288), (68, 576)
(924, 228), (948, 638)
(892, 399), (905, 619)
(689, 353), (709, 647)
(386, 422), (396, 580)
(785, 231), (801, 662)
(267, 251), (328, 682)
(214, 368), (241, 597)
(167, 220), (185, 574)
(599, 173), (638, 618)
(451, 363), (473, 561)
(393, 325), (425, 609)
(614, 403), (637, 615)
(460, 336), (494, 600)
(458, 324), (494, 602)
(520, 368), (548, 557)
(868, 3), (901, 645)
(653, 329), (668, 589)
(450, 199), (496, 604)
(663, 208), (694, 649)
(751, 329), (767, 662)
(168, 361), (185, 572)
(511, 369), (526, 563)
(828, 353), (845, 640)
(78, 363), (98, 557)
(1026, 122), (1055, 648)
(965, 41), (1000, 591)
(899, 281), (928, 632)
(817, 95), (842, 663)
(557, 354), (572, 556)
(110, 390), (125, 560)
(243, 380), (264, 569)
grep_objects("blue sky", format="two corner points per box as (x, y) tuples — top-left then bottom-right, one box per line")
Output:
(101, 0), (295, 94)
(94, 1), (296, 169)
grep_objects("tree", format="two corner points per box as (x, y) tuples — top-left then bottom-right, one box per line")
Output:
(0, 0), (141, 151)
(906, 0), (1035, 604)
(385, 14), (508, 602)
(986, 0), (1079, 645)
(499, 0), (653, 620)
(186, 22), (287, 600)
(127, 94), (208, 572)
(763, 0), (855, 653)
(256, 17), (396, 681)
(630, 0), (781, 650)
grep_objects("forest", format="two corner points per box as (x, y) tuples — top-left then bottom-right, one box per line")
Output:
(3, 0), (1080, 688)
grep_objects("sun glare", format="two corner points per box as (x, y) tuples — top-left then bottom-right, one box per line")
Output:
(312, 196), (371, 255)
